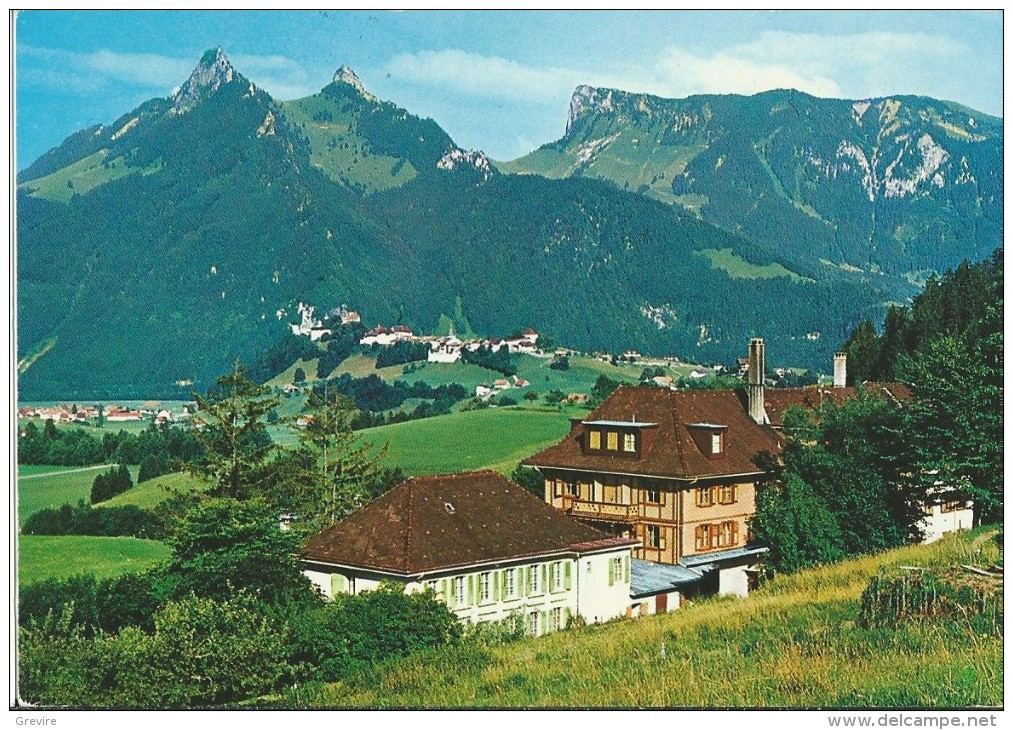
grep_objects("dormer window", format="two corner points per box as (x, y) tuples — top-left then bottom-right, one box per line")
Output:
(581, 419), (658, 454)
(687, 423), (728, 459)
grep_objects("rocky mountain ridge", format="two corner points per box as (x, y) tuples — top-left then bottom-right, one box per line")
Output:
(16, 50), (983, 399)
(503, 85), (1001, 278)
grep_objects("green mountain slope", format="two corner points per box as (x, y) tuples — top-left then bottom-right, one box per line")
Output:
(15, 50), (901, 399)
(500, 87), (1003, 278)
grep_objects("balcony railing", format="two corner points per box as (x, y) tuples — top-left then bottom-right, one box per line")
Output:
(561, 495), (640, 521)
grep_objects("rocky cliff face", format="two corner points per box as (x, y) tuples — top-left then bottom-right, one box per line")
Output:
(171, 47), (240, 115)
(508, 86), (1002, 277)
(332, 65), (379, 103)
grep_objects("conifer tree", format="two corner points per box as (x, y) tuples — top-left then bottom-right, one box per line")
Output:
(189, 361), (278, 500)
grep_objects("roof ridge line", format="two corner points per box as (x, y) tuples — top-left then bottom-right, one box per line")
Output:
(408, 469), (498, 483)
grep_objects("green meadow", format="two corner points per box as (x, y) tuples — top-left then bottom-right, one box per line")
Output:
(17, 464), (137, 526)
(305, 527), (1002, 709)
(693, 247), (807, 282)
(16, 466), (190, 585)
(99, 471), (204, 509)
(361, 406), (577, 476)
(18, 536), (170, 585)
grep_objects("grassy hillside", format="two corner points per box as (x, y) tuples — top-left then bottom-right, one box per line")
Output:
(361, 406), (577, 476)
(330, 352), (687, 398)
(18, 536), (170, 584)
(305, 527), (1002, 708)
(99, 471), (204, 510)
(694, 248), (808, 282)
(17, 464), (138, 525)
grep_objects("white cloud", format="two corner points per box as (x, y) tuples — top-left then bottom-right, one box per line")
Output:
(382, 29), (970, 109)
(232, 53), (318, 99)
(729, 30), (964, 71)
(384, 50), (579, 103)
(18, 45), (320, 100)
(20, 46), (191, 91)
(648, 48), (842, 98)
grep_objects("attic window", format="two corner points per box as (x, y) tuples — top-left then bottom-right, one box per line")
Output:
(711, 432), (722, 454)
(444, 502), (456, 514)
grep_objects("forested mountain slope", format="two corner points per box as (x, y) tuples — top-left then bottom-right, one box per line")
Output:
(16, 51), (920, 398)
(501, 86), (1002, 281)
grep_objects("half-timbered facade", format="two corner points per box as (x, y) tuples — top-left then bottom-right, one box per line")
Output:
(522, 381), (781, 596)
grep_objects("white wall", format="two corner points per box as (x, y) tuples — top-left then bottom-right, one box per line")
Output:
(425, 559), (577, 634)
(718, 564), (750, 598)
(303, 549), (632, 636)
(920, 505), (975, 543)
(575, 549), (632, 625)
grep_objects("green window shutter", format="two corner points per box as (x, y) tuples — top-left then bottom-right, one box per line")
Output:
(541, 564), (547, 593)
(468, 574), (475, 605)
(564, 561), (572, 591)
(494, 571), (501, 601)
(540, 611), (547, 635)
(624, 556), (630, 584)
(330, 573), (347, 596)
(520, 567), (528, 597)
(440, 578), (449, 604)
(608, 558), (615, 587)
(564, 607), (571, 628)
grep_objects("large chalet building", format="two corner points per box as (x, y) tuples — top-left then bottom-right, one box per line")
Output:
(523, 340), (784, 596)
(522, 338), (941, 596)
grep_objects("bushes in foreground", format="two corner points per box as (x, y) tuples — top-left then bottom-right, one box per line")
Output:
(288, 585), (463, 682)
(20, 572), (166, 636)
(20, 582), (462, 707)
(19, 595), (291, 708)
(19, 494), (463, 708)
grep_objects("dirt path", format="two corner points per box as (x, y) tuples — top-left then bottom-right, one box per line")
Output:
(18, 464), (111, 480)
(971, 529), (1000, 549)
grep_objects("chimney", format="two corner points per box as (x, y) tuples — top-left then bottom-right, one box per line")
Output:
(833, 352), (847, 388)
(747, 338), (768, 425)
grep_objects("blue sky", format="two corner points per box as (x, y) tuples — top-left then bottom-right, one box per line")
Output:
(14, 10), (1003, 168)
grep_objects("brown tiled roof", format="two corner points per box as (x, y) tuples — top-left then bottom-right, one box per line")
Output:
(764, 383), (912, 428)
(302, 470), (633, 575)
(522, 385), (783, 480)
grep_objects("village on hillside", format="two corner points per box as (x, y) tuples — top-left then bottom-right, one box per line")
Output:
(20, 327), (977, 631)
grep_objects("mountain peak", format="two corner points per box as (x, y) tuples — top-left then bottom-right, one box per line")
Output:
(332, 65), (378, 102)
(171, 47), (240, 115)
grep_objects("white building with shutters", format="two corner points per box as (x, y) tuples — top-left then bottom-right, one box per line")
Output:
(301, 470), (637, 635)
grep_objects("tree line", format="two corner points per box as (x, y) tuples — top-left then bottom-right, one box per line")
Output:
(753, 250), (1003, 572)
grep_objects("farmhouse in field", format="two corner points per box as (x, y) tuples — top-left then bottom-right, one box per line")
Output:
(301, 470), (637, 633)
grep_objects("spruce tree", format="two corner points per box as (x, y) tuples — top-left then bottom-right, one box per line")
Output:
(189, 361), (279, 500)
